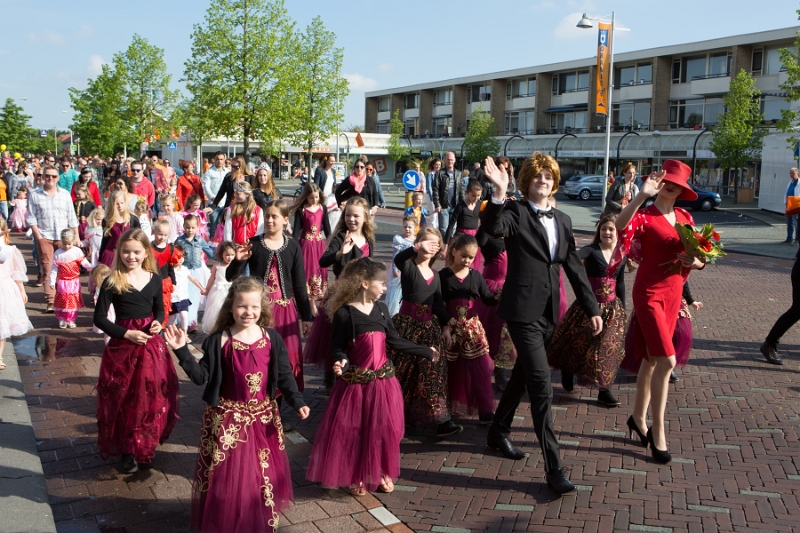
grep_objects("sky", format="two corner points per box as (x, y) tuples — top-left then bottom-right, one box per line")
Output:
(2, 0), (799, 132)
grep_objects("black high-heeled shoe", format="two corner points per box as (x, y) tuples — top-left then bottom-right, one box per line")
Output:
(626, 415), (648, 447)
(646, 428), (672, 464)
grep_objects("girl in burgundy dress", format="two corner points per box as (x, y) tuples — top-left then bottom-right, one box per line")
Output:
(439, 233), (499, 424)
(164, 276), (309, 533)
(99, 190), (141, 267)
(304, 197), (375, 389)
(228, 200), (313, 392)
(93, 229), (178, 474)
(291, 183), (331, 316)
(307, 258), (438, 495)
(610, 160), (706, 464)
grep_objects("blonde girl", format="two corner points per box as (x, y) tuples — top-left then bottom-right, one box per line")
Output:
(385, 215), (417, 316)
(93, 228), (179, 474)
(0, 218), (33, 370)
(9, 188), (29, 232)
(134, 198), (152, 240)
(99, 190), (141, 267)
(201, 241), (236, 334)
(159, 192), (184, 243)
(50, 228), (92, 329)
(223, 181), (264, 246)
(163, 277), (309, 532)
(291, 183), (331, 314)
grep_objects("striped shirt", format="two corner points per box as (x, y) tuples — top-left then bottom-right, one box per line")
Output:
(27, 186), (79, 241)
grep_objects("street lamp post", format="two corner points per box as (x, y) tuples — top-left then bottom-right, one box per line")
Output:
(690, 128), (710, 184)
(652, 130), (663, 171)
(554, 132), (577, 161)
(615, 130), (640, 173)
(578, 11), (629, 212)
(504, 134), (525, 157)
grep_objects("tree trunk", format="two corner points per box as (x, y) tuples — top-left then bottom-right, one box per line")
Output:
(733, 168), (739, 205)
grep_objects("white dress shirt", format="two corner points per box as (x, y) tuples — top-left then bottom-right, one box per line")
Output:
(202, 165), (228, 203)
(528, 201), (558, 261)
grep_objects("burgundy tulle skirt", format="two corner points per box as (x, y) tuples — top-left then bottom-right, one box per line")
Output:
(192, 398), (291, 533)
(476, 252), (517, 368)
(621, 303), (693, 373)
(557, 268), (568, 324)
(272, 300), (304, 391)
(306, 377), (404, 491)
(95, 317), (179, 463)
(99, 249), (116, 268)
(448, 356), (495, 416)
(300, 239), (327, 301)
(303, 305), (332, 367)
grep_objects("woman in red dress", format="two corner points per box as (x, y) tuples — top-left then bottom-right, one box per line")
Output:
(176, 160), (205, 210)
(610, 160), (705, 464)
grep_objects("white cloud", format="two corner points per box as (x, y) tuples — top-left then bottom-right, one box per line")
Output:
(530, 1), (555, 11)
(87, 55), (107, 76)
(378, 63), (394, 74)
(553, 12), (597, 41)
(28, 30), (68, 46)
(77, 25), (95, 39)
(343, 73), (379, 92)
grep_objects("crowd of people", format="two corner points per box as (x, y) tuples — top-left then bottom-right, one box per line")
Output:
(0, 147), (715, 532)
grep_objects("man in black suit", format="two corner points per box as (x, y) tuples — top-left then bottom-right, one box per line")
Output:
(481, 153), (603, 494)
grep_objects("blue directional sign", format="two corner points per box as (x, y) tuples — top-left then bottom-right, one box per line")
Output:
(39, 129), (48, 138)
(402, 170), (421, 191)
(167, 141), (178, 151)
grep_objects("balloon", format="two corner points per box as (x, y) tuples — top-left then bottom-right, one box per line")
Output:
(13, 152), (21, 160)
(0, 145), (6, 151)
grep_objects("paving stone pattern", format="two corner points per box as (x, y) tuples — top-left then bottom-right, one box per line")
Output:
(8, 212), (800, 533)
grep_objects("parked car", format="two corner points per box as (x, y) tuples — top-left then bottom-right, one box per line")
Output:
(563, 174), (605, 200)
(635, 179), (721, 211)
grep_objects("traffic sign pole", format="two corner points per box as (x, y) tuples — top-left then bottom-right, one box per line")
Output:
(402, 170), (421, 208)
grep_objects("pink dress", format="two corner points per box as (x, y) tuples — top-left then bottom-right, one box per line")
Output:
(298, 208), (327, 301)
(99, 222), (131, 267)
(191, 333), (292, 533)
(51, 248), (85, 324)
(265, 257), (304, 391)
(9, 199), (28, 231)
(476, 250), (517, 369)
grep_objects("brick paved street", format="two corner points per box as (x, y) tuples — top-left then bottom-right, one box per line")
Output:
(6, 211), (800, 533)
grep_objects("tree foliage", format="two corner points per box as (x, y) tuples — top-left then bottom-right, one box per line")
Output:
(69, 64), (134, 157)
(113, 35), (179, 151)
(183, 0), (301, 160)
(777, 8), (800, 146)
(463, 107), (501, 164)
(709, 69), (764, 202)
(386, 110), (410, 163)
(285, 16), (348, 168)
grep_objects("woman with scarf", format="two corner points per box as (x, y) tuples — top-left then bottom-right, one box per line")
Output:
(335, 160), (379, 216)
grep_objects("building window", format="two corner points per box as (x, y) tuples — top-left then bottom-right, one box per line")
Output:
(377, 97), (390, 112)
(752, 49), (764, 75)
(612, 102), (650, 130)
(504, 111), (535, 135)
(615, 63), (652, 88)
(668, 98), (724, 128)
(404, 119), (418, 137)
(709, 52), (731, 78)
(508, 78), (535, 99)
(675, 52), (731, 83)
(467, 84), (492, 103)
(404, 94), (419, 109)
(431, 116), (452, 136)
(376, 122), (389, 134)
(433, 89), (452, 106)
(549, 111), (587, 133)
(762, 96), (790, 123)
(553, 70), (590, 95)
(764, 45), (793, 75)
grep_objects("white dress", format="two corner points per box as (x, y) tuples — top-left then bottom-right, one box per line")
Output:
(385, 235), (415, 316)
(83, 226), (103, 267)
(0, 243), (34, 339)
(202, 264), (232, 334)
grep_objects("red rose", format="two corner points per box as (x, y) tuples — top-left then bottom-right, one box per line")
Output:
(701, 242), (712, 252)
(712, 230), (720, 241)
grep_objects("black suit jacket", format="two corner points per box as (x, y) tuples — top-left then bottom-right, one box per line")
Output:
(312, 166), (333, 193)
(481, 199), (600, 323)
(431, 168), (464, 210)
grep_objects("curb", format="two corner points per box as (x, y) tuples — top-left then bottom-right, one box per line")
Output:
(0, 341), (58, 533)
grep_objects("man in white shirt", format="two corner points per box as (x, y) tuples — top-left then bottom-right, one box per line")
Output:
(203, 151), (229, 236)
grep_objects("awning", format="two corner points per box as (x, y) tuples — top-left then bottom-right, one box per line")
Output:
(544, 104), (589, 113)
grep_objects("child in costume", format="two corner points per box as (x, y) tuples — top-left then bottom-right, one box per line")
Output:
(50, 228), (92, 329)
(386, 215), (417, 316)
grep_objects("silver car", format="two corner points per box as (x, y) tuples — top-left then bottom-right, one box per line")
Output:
(563, 175), (605, 200)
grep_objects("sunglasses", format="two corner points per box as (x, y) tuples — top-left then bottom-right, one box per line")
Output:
(115, 181), (126, 186)
(131, 168), (143, 173)
(366, 168), (374, 172)
(231, 164), (240, 169)
(43, 174), (58, 179)
(354, 165), (365, 169)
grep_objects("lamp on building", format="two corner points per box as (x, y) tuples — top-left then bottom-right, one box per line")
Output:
(652, 130), (663, 171)
(615, 131), (640, 174)
(504, 134), (525, 157)
(577, 12), (630, 211)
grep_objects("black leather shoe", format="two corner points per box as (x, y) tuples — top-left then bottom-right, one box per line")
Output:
(760, 342), (783, 365)
(561, 372), (574, 392)
(597, 389), (620, 407)
(437, 420), (464, 437)
(545, 468), (575, 494)
(487, 434), (525, 460)
(669, 371), (680, 383)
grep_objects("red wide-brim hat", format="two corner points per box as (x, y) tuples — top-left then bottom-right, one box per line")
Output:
(661, 159), (697, 201)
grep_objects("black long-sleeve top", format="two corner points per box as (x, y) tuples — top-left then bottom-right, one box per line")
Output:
(173, 329), (306, 409)
(444, 200), (481, 243)
(99, 216), (141, 260)
(393, 246), (452, 324)
(210, 174), (253, 209)
(334, 176), (379, 209)
(227, 236), (313, 322)
(439, 268), (498, 306)
(319, 231), (374, 278)
(683, 281), (695, 305)
(93, 273), (164, 339)
(332, 302), (435, 366)
(292, 205), (331, 241)
(253, 188), (282, 210)
(476, 227), (505, 265)
(578, 243), (626, 305)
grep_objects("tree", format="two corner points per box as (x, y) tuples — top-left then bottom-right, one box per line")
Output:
(183, 0), (301, 161)
(386, 110), (410, 163)
(463, 107), (501, 164)
(777, 9), (800, 145)
(113, 34), (179, 153)
(0, 99), (34, 153)
(709, 69), (765, 204)
(69, 64), (135, 157)
(285, 16), (349, 169)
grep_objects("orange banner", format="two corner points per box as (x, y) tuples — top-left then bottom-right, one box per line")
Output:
(595, 22), (612, 116)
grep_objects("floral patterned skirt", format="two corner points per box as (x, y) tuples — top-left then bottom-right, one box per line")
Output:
(547, 297), (626, 388)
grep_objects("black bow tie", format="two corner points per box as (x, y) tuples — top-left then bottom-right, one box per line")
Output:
(536, 209), (554, 219)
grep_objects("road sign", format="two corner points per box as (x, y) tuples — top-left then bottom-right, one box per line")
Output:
(167, 142), (178, 151)
(69, 144), (77, 155)
(402, 170), (421, 191)
(39, 129), (48, 138)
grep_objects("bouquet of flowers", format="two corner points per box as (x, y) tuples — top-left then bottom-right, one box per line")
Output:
(661, 222), (726, 272)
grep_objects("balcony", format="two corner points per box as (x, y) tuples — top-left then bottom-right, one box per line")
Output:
(377, 111), (391, 122)
(691, 74), (730, 96)
(613, 82), (652, 102)
(507, 96), (536, 111)
(403, 108), (419, 119)
(551, 90), (589, 107)
(432, 104), (452, 116)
